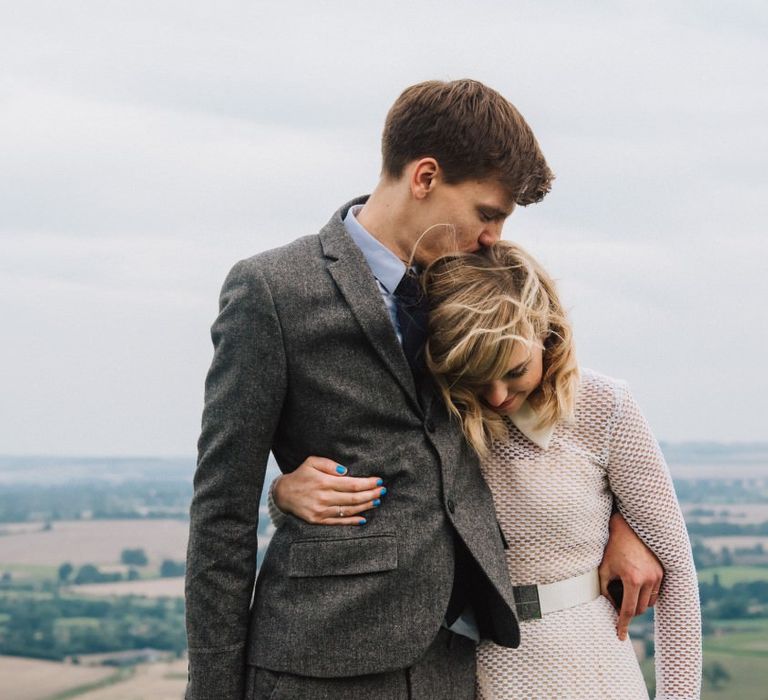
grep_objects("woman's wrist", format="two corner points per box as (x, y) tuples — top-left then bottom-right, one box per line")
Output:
(267, 474), (288, 527)
(269, 474), (286, 510)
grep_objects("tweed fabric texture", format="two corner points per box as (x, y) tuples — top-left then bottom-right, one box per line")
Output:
(184, 198), (517, 700)
(243, 627), (475, 699)
(475, 369), (701, 700)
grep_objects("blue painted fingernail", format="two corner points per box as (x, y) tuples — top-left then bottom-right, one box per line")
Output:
(376, 478), (383, 486)
(358, 518), (367, 525)
(373, 499), (381, 507)
(335, 465), (347, 474)
(380, 487), (388, 496)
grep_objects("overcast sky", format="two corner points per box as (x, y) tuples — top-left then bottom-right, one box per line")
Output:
(1, 1), (766, 456)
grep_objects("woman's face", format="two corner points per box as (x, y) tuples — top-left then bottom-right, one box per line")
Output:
(479, 340), (544, 415)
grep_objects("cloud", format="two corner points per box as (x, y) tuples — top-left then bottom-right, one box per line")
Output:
(0, 0), (766, 452)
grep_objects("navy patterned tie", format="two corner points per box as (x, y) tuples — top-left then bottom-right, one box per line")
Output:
(393, 269), (429, 381)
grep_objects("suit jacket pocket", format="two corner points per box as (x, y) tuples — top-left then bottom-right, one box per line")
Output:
(288, 534), (397, 577)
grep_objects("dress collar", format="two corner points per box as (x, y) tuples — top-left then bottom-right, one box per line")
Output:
(506, 401), (557, 450)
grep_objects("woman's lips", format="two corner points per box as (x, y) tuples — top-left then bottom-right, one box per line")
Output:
(497, 394), (519, 412)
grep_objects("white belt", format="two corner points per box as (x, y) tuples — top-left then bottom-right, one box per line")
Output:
(512, 568), (601, 621)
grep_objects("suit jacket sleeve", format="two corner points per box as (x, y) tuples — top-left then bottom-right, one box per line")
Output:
(185, 259), (287, 700)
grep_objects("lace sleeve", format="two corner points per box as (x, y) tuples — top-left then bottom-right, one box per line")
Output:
(267, 475), (288, 529)
(606, 382), (702, 700)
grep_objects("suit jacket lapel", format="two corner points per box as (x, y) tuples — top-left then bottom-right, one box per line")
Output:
(319, 202), (422, 414)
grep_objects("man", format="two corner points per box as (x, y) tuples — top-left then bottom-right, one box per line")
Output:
(185, 79), (662, 700)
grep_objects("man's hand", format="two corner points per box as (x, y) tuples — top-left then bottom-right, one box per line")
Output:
(599, 511), (664, 640)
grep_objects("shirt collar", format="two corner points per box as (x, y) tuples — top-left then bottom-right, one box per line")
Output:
(507, 401), (557, 450)
(343, 204), (408, 293)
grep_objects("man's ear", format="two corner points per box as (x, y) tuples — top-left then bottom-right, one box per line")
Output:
(410, 158), (440, 200)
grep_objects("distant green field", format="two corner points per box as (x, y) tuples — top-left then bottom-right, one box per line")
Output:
(700, 652), (768, 700)
(711, 618), (768, 632)
(643, 618), (768, 699)
(54, 617), (101, 628)
(705, 619), (768, 657)
(697, 565), (768, 586)
(1, 563), (59, 580)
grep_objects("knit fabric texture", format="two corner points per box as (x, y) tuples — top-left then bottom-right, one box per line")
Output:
(475, 369), (701, 700)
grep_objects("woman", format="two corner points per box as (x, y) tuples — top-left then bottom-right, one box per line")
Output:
(268, 241), (702, 699)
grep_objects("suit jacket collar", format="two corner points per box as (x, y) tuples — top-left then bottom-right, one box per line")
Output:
(319, 197), (422, 414)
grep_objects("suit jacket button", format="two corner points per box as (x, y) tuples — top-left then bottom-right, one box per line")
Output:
(447, 499), (455, 513)
(425, 419), (436, 433)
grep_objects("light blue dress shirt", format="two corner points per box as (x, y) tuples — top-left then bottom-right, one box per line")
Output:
(343, 204), (408, 342)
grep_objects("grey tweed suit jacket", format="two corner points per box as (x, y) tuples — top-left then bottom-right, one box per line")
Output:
(184, 197), (519, 700)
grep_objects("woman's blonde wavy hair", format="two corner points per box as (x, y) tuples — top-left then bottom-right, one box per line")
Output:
(424, 241), (579, 457)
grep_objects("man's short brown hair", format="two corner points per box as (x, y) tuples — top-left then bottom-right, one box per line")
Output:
(381, 79), (553, 205)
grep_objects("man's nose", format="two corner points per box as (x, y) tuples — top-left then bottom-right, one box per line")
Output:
(478, 225), (503, 247)
(483, 381), (508, 407)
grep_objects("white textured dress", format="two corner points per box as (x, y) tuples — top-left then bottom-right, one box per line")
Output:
(476, 369), (701, 700)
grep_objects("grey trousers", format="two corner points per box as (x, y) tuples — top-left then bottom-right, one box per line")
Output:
(246, 627), (477, 700)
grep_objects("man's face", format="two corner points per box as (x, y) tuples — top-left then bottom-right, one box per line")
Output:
(412, 178), (516, 266)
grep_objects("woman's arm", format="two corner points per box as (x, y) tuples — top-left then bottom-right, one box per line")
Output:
(605, 381), (701, 700)
(268, 456), (386, 527)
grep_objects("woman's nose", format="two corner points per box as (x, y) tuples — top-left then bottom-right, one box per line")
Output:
(483, 380), (508, 407)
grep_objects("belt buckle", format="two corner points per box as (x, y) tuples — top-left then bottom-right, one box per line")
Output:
(513, 584), (542, 621)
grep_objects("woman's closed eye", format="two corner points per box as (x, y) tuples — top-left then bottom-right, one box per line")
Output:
(505, 365), (529, 380)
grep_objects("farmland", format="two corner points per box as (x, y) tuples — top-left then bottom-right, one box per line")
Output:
(0, 656), (187, 700)
(684, 503), (768, 524)
(68, 578), (185, 598)
(0, 656), (117, 700)
(1, 450), (767, 698)
(0, 520), (190, 568)
(698, 565), (768, 587)
(63, 658), (187, 700)
(641, 619), (768, 699)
